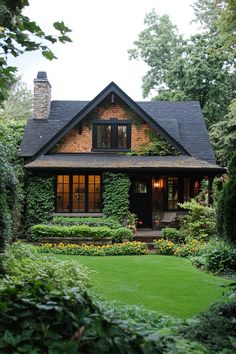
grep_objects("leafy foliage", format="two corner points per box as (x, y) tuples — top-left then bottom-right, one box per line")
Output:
(178, 199), (216, 242)
(132, 129), (180, 156)
(0, 76), (32, 121)
(52, 216), (121, 229)
(216, 153), (236, 245)
(103, 172), (131, 223)
(210, 99), (236, 166)
(0, 0), (71, 103)
(37, 241), (148, 256)
(180, 300), (236, 353)
(129, 8), (236, 128)
(191, 241), (236, 274)
(25, 175), (55, 234)
(0, 279), (167, 353)
(4, 242), (91, 290)
(162, 227), (185, 244)
(30, 224), (132, 242)
(0, 119), (24, 270)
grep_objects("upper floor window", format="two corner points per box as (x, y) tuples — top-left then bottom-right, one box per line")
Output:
(92, 120), (131, 151)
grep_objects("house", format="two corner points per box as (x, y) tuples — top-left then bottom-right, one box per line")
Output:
(20, 72), (225, 229)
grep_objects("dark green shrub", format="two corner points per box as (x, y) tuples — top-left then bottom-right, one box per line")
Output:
(52, 216), (121, 229)
(180, 301), (236, 353)
(30, 224), (132, 242)
(204, 245), (236, 274)
(0, 280), (164, 353)
(217, 153), (236, 245)
(162, 227), (185, 243)
(112, 227), (133, 243)
(191, 241), (236, 274)
(103, 172), (131, 223)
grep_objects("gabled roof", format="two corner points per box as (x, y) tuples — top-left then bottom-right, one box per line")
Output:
(20, 82), (216, 163)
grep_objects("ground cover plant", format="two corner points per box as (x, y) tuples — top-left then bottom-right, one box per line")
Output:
(53, 254), (230, 319)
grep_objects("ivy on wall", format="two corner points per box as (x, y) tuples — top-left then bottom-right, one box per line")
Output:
(102, 172), (131, 223)
(135, 130), (180, 156)
(26, 174), (55, 235)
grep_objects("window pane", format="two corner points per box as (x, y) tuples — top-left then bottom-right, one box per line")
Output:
(134, 181), (147, 194)
(57, 174), (101, 213)
(97, 125), (111, 148)
(184, 177), (190, 202)
(118, 125), (127, 148)
(72, 175), (85, 212)
(88, 175), (101, 212)
(168, 177), (178, 209)
(56, 175), (69, 212)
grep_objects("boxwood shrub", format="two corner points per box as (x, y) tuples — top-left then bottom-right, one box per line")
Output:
(30, 224), (133, 242)
(52, 216), (121, 229)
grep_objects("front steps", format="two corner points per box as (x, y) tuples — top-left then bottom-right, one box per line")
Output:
(134, 229), (162, 249)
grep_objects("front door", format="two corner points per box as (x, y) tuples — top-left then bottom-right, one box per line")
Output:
(130, 177), (152, 228)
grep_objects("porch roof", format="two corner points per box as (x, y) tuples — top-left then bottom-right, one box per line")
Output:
(25, 154), (225, 173)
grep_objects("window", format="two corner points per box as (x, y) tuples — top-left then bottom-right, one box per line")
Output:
(93, 121), (131, 150)
(167, 177), (179, 209)
(56, 175), (101, 213)
(134, 181), (147, 194)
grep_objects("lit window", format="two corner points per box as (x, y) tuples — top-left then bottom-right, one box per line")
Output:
(56, 175), (101, 213)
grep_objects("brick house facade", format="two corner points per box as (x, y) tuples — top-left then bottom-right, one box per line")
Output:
(20, 72), (224, 229)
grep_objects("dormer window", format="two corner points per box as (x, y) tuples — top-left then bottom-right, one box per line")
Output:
(92, 120), (131, 151)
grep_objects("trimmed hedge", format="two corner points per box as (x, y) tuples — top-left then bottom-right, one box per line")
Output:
(31, 224), (133, 242)
(52, 216), (121, 229)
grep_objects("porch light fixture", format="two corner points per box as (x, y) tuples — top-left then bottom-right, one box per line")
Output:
(154, 178), (164, 190)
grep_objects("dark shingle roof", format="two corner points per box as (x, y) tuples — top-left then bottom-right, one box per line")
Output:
(20, 82), (216, 163)
(25, 154), (224, 173)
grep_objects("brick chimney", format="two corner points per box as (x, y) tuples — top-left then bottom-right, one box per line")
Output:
(33, 71), (51, 119)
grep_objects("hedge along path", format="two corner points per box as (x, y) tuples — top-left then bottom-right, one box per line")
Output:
(54, 254), (230, 319)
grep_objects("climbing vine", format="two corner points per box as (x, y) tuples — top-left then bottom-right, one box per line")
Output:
(26, 174), (55, 235)
(102, 172), (131, 223)
(135, 130), (180, 156)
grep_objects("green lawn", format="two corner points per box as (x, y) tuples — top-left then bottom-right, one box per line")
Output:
(54, 254), (230, 318)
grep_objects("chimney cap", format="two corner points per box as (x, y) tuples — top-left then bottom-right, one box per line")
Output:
(37, 71), (48, 79)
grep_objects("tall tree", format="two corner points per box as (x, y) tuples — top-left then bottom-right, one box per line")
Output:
(0, 0), (71, 103)
(210, 99), (236, 166)
(0, 76), (32, 121)
(128, 4), (236, 127)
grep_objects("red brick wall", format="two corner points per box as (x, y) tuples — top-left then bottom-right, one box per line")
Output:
(54, 95), (155, 153)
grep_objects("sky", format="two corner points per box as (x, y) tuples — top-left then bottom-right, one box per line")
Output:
(10, 0), (197, 101)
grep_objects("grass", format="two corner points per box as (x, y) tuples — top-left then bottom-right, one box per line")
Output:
(54, 254), (230, 319)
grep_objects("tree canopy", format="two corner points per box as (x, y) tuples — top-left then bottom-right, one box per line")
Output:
(128, 2), (236, 127)
(0, 76), (32, 121)
(0, 0), (71, 103)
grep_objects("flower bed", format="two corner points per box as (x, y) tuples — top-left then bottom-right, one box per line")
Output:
(153, 238), (205, 257)
(36, 241), (148, 256)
